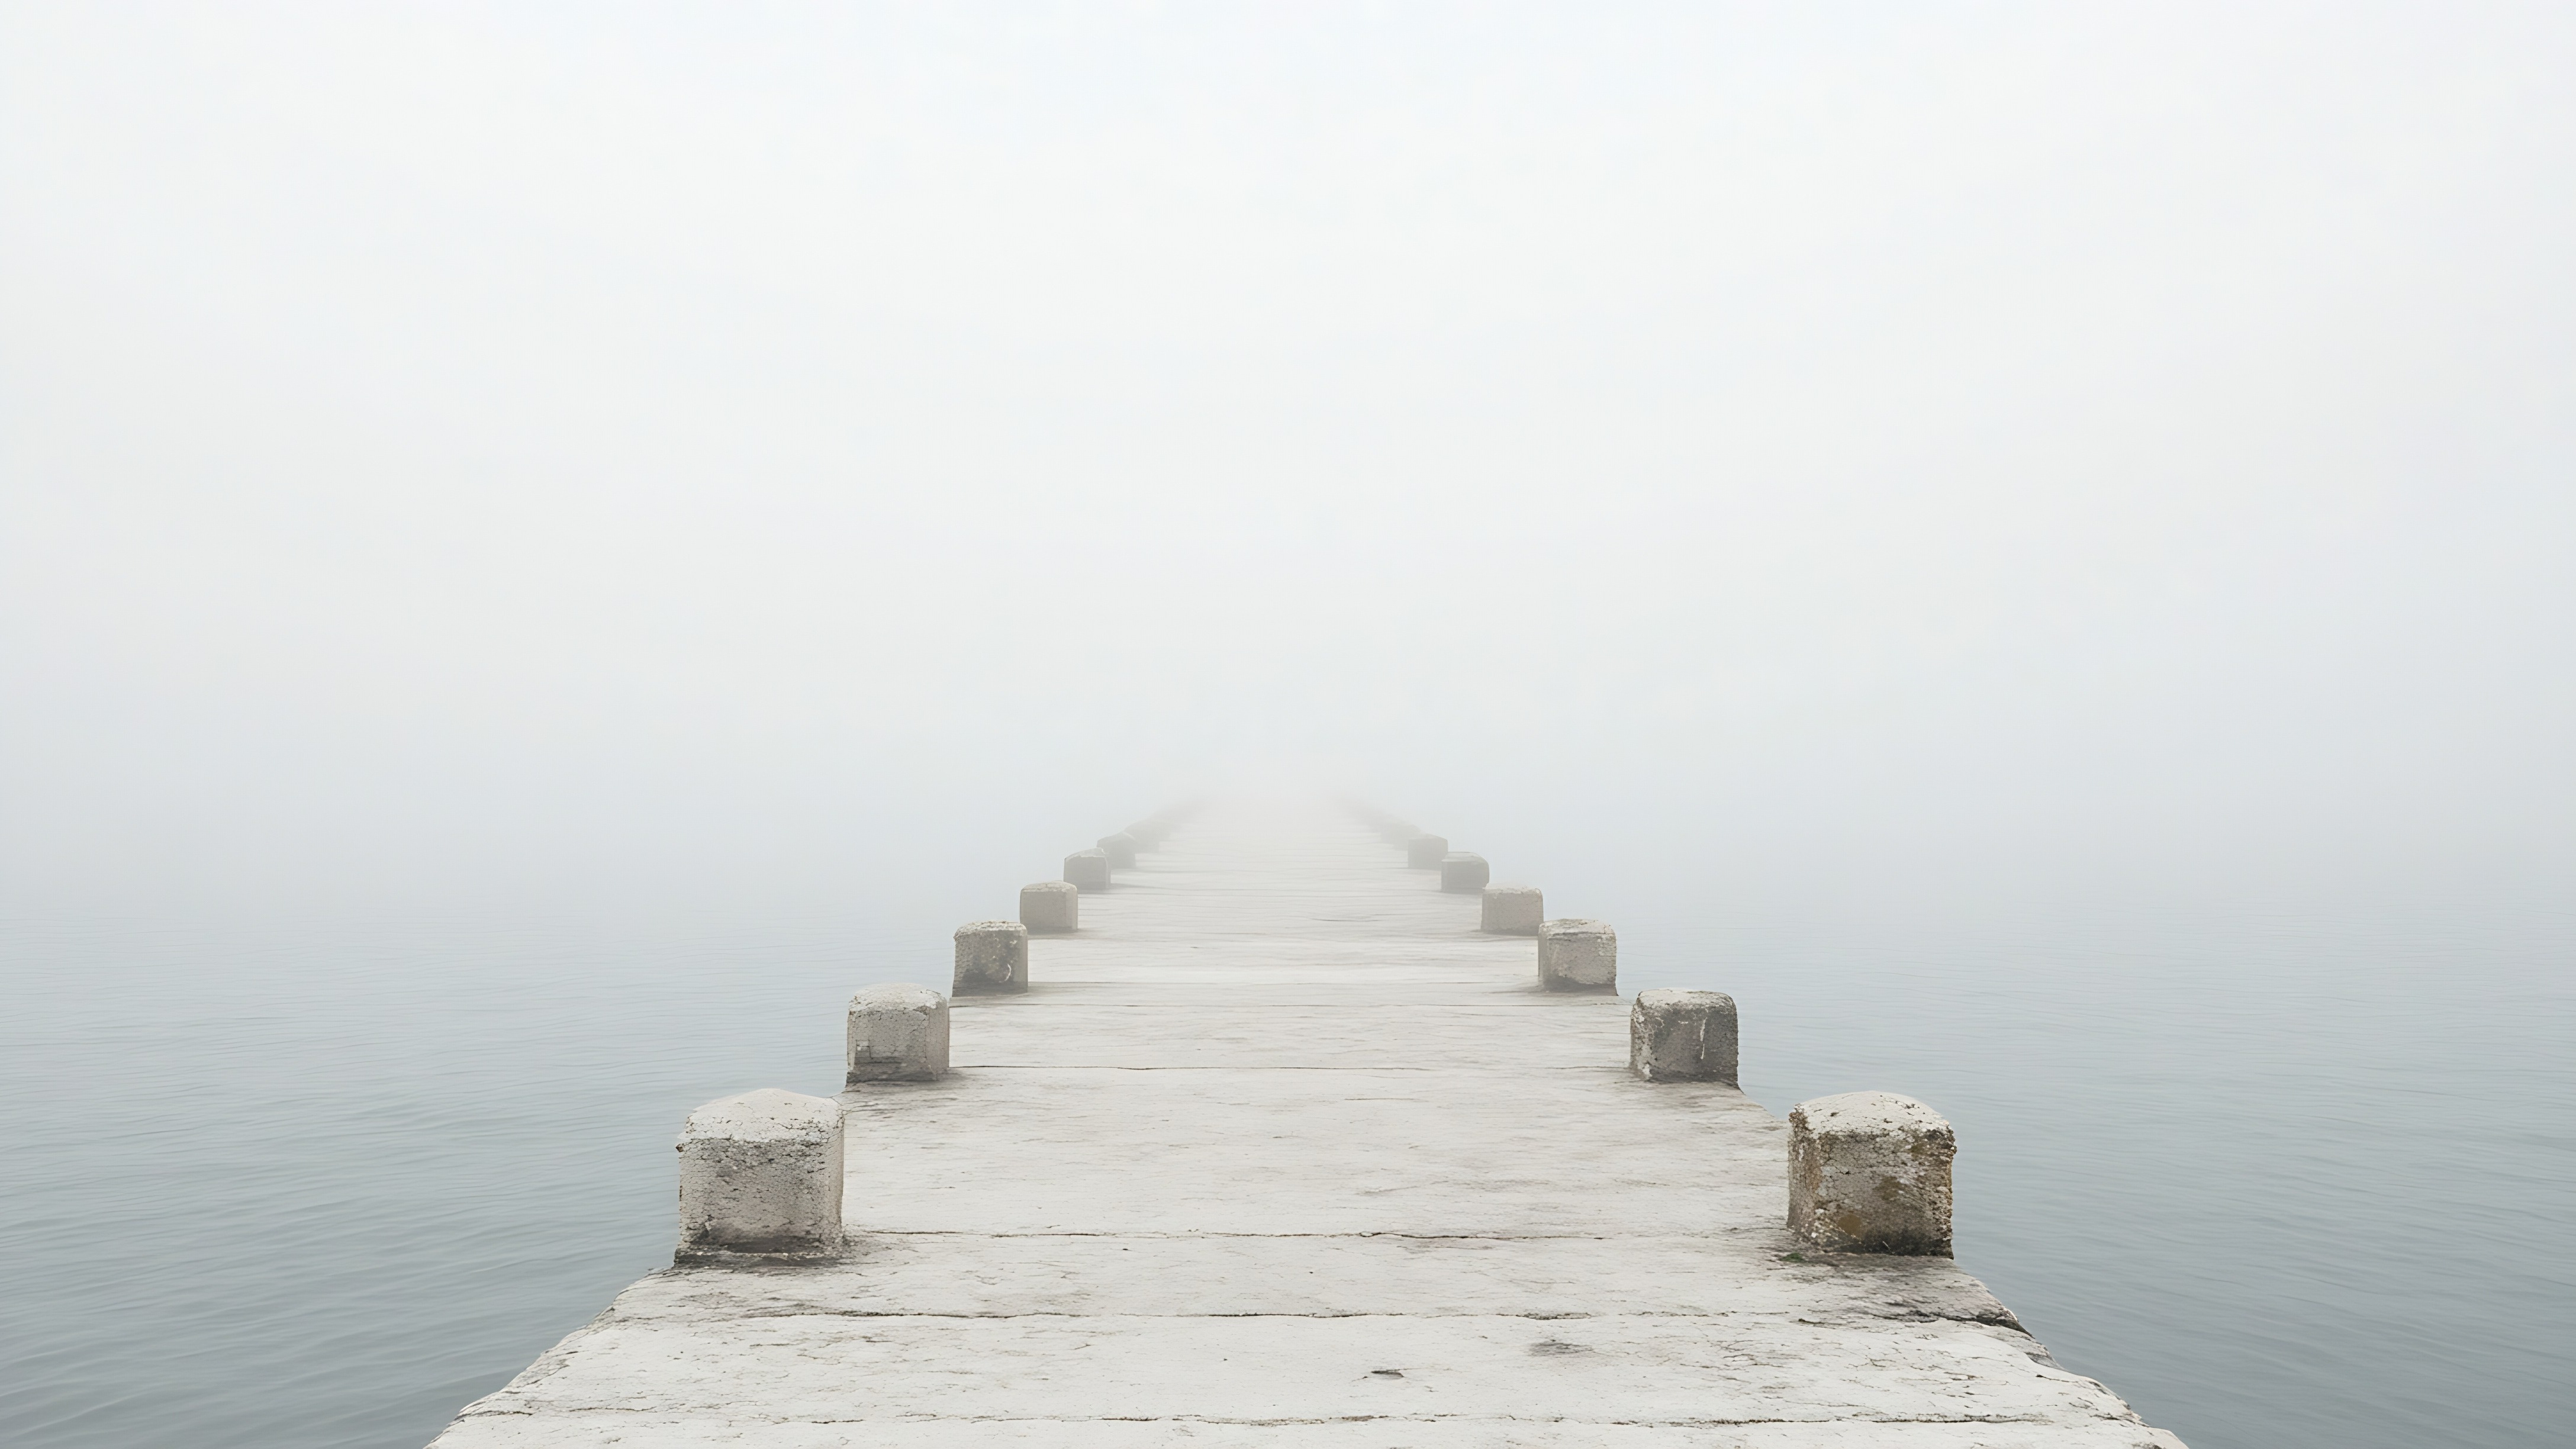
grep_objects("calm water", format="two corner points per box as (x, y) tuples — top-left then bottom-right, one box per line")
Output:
(3, 891), (2569, 1448)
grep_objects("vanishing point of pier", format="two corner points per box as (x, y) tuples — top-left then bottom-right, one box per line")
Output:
(432, 800), (2183, 1447)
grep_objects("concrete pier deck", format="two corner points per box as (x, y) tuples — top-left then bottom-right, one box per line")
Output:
(432, 802), (2183, 1447)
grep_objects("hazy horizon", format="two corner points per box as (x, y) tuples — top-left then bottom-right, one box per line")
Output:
(4, 17), (2573, 1443)
(7, 2), (2570, 934)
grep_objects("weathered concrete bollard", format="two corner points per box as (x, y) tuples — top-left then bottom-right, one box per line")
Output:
(675, 1089), (844, 1260)
(1405, 833), (1449, 869)
(1064, 848), (1112, 891)
(1535, 918), (1617, 991)
(1438, 852), (1490, 893)
(1480, 884), (1544, 935)
(1020, 880), (1079, 933)
(1122, 821), (1165, 850)
(846, 983), (951, 1083)
(1629, 989), (1738, 1083)
(1377, 820), (1419, 845)
(1097, 833), (1139, 869)
(953, 920), (1029, 994)
(1788, 1091), (1955, 1256)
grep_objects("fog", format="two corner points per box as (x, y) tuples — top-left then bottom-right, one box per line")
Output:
(9, 11), (2576, 1448)
(5, 2), (2571, 929)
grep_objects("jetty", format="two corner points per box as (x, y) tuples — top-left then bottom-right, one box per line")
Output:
(431, 800), (2183, 1447)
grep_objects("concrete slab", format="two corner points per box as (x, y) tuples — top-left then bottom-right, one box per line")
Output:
(433, 800), (2182, 1448)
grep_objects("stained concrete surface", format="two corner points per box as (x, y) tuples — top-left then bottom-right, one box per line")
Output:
(432, 801), (2182, 1448)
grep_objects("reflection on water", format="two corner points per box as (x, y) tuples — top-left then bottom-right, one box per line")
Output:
(2, 899), (2569, 1448)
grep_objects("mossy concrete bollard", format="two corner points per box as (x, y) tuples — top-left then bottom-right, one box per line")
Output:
(1536, 918), (1617, 991)
(1020, 880), (1078, 933)
(846, 983), (951, 1084)
(1097, 833), (1139, 869)
(953, 920), (1029, 994)
(1405, 833), (1450, 869)
(1064, 848), (1112, 891)
(1788, 1091), (1955, 1256)
(1629, 989), (1738, 1083)
(1480, 884), (1544, 935)
(1439, 852), (1490, 893)
(675, 1089), (843, 1260)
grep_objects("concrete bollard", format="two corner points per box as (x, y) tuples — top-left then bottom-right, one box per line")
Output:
(1377, 820), (1419, 846)
(1405, 833), (1450, 869)
(1020, 880), (1079, 933)
(1439, 852), (1490, 893)
(1629, 989), (1738, 1083)
(1788, 1091), (1955, 1256)
(1480, 884), (1544, 935)
(675, 1089), (844, 1260)
(1064, 848), (1112, 891)
(1122, 821), (1165, 850)
(952, 920), (1029, 994)
(1097, 833), (1139, 869)
(1535, 918), (1617, 991)
(846, 983), (951, 1084)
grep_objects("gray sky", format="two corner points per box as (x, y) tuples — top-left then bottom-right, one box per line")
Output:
(4, 2), (2569, 920)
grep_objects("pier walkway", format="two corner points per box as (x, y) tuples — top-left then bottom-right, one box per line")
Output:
(432, 801), (2182, 1447)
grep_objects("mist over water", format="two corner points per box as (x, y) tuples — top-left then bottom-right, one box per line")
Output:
(7, 873), (2568, 1449)
(4, 5), (2572, 1448)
